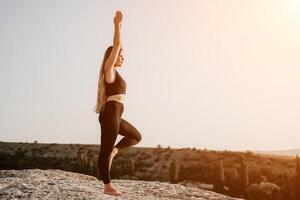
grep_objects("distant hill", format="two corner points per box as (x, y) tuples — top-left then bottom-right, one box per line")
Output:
(254, 149), (300, 157)
(0, 141), (297, 199)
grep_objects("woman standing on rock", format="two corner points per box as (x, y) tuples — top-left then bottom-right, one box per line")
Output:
(94, 10), (142, 196)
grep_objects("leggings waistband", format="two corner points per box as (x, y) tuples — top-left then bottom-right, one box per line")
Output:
(105, 100), (124, 106)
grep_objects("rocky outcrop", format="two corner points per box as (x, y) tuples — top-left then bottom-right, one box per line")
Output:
(0, 169), (244, 200)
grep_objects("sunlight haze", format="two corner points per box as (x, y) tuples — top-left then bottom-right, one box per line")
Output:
(1, 0), (299, 151)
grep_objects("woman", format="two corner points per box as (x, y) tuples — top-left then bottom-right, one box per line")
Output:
(94, 10), (142, 196)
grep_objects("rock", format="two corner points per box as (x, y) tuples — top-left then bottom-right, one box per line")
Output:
(0, 169), (244, 200)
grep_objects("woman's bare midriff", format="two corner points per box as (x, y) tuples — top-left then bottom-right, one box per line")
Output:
(106, 94), (126, 104)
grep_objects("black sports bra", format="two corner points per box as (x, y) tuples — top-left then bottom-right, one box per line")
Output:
(105, 69), (126, 97)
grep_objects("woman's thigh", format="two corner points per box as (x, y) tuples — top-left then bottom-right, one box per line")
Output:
(99, 111), (121, 152)
(119, 118), (142, 141)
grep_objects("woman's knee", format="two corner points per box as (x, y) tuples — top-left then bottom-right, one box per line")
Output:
(99, 145), (113, 157)
(135, 131), (142, 143)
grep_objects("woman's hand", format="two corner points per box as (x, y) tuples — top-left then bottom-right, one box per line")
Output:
(114, 10), (123, 26)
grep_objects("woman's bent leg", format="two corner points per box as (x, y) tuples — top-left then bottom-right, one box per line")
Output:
(115, 118), (142, 149)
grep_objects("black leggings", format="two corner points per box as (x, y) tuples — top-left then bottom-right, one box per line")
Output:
(98, 100), (142, 184)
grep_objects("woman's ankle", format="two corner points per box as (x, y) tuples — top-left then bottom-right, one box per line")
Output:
(104, 183), (112, 187)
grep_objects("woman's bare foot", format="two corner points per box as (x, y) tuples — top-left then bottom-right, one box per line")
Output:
(108, 146), (119, 171)
(104, 183), (122, 196)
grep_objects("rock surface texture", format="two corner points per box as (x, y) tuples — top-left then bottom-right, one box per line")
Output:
(0, 169), (244, 200)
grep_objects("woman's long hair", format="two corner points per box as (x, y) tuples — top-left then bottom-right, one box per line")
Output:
(94, 46), (113, 113)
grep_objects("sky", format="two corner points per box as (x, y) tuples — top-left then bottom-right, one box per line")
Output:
(1, 0), (300, 151)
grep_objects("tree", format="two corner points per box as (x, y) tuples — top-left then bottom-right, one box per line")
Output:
(214, 160), (225, 193)
(246, 182), (280, 200)
(292, 154), (300, 200)
(281, 176), (292, 200)
(169, 159), (179, 183)
(227, 167), (240, 197)
(129, 156), (135, 176)
(239, 159), (249, 197)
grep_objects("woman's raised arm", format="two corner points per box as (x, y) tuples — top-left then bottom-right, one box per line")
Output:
(104, 11), (123, 83)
